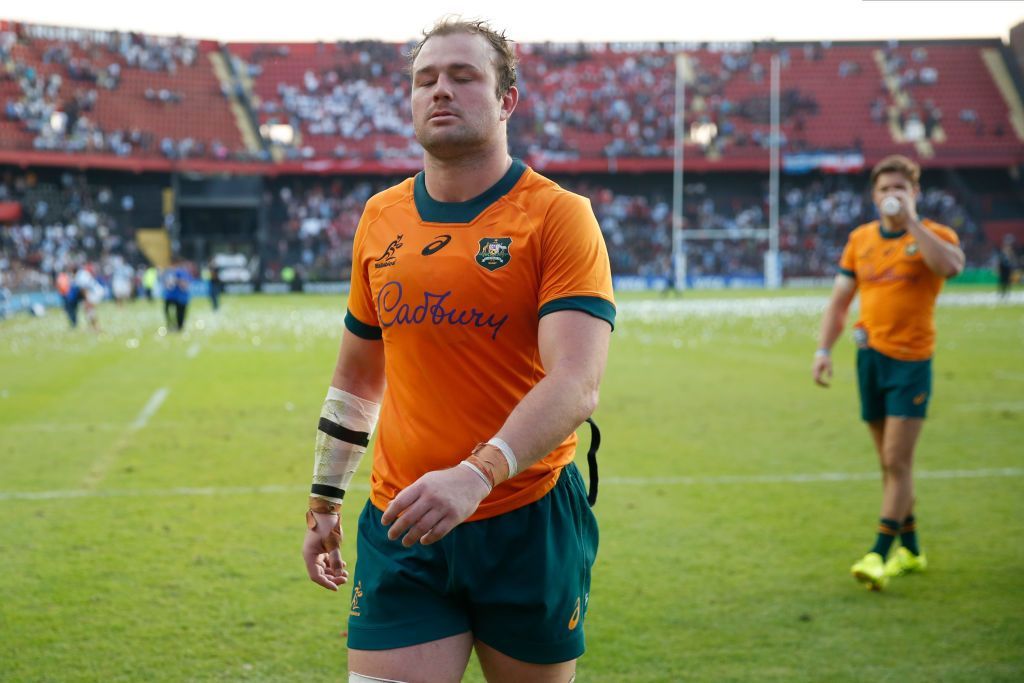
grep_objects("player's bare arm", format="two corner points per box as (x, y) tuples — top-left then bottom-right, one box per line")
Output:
(382, 309), (611, 546)
(904, 215), (965, 278)
(814, 274), (857, 387)
(494, 309), (611, 465)
(302, 329), (385, 591)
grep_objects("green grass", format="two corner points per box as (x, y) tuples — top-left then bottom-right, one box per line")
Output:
(1, 290), (1022, 682)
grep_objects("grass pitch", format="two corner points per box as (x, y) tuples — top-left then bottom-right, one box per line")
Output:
(1, 289), (1022, 682)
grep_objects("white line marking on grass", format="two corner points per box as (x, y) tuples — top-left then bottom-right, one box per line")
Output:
(5, 467), (1021, 503)
(186, 343), (201, 359)
(81, 388), (169, 490)
(617, 291), (1024, 322)
(953, 401), (1024, 413)
(604, 467), (1024, 486)
(131, 388), (169, 430)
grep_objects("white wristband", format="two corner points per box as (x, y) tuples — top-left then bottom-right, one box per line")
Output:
(814, 348), (830, 358)
(487, 437), (518, 478)
(459, 460), (492, 490)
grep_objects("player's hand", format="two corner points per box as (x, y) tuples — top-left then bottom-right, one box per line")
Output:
(897, 189), (919, 224)
(302, 511), (348, 591)
(812, 353), (833, 387)
(381, 466), (491, 547)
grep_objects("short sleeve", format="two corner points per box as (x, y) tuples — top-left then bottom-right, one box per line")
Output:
(344, 207), (382, 340)
(838, 234), (857, 279)
(934, 225), (960, 246)
(537, 192), (616, 329)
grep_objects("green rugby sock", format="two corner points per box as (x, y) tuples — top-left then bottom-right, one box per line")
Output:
(900, 515), (920, 556)
(870, 518), (901, 559)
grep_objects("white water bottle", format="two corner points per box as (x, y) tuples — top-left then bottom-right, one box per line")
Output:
(880, 196), (902, 216)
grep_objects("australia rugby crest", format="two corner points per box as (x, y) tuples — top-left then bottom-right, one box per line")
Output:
(476, 237), (512, 271)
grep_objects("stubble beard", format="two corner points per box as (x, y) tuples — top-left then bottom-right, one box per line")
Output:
(415, 118), (493, 161)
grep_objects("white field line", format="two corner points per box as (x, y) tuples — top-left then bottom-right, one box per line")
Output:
(5, 467), (1021, 503)
(81, 387), (169, 489)
(130, 388), (169, 430)
(616, 291), (1024, 321)
(952, 401), (1024, 412)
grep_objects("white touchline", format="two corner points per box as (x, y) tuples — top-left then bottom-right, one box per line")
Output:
(79, 388), (171, 490)
(131, 388), (170, 430)
(2, 467), (1021, 502)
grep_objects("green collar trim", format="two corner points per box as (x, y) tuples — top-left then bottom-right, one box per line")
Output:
(879, 224), (907, 240)
(414, 159), (527, 224)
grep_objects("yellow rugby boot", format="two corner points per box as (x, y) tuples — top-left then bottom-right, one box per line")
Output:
(884, 547), (928, 577)
(851, 552), (888, 591)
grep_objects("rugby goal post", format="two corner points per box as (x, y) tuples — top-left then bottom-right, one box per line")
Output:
(671, 53), (782, 290)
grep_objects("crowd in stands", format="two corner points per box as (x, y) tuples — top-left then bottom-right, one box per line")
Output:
(255, 171), (992, 283)
(0, 169), (147, 293)
(3, 22), (1018, 167)
(0, 166), (1011, 302)
(263, 175), (394, 281)
(2, 24), (245, 160)
(0, 25), (1017, 297)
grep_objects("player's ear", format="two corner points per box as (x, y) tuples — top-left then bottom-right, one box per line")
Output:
(499, 85), (518, 121)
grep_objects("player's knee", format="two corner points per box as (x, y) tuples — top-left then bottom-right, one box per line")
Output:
(881, 455), (912, 477)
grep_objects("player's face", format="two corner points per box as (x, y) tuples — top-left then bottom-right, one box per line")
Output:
(411, 33), (516, 160)
(872, 171), (919, 219)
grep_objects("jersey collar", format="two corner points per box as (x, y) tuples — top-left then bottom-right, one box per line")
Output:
(414, 158), (527, 224)
(878, 221), (907, 240)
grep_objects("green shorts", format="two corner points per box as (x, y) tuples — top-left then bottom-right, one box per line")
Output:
(346, 463), (598, 664)
(856, 347), (932, 422)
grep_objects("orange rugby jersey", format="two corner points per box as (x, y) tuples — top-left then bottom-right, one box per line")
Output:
(345, 159), (616, 520)
(838, 219), (959, 360)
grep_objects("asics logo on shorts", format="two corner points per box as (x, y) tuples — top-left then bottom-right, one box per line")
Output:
(567, 597), (581, 630)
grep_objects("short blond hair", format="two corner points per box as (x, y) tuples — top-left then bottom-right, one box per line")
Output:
(870, 154), (921, 187)
(408, 17), (518, 99)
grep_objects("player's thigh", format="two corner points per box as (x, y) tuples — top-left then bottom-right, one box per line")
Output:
(881, 417), (924, 468)
(348, 632), (474, 683)
(475, 640), (576, 683)
(867, 419), (885, 460)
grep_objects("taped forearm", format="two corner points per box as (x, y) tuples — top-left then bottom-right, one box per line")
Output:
(311, 387), (380, 503)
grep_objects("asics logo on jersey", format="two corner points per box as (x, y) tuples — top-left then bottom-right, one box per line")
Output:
(374, 234), (404, 269)
(421, 234), (452, 256)
(377, 281), (508, 340)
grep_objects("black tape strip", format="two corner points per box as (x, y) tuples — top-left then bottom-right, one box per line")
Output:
(318, 417), (370, 447)
(311, 484), (346, 500)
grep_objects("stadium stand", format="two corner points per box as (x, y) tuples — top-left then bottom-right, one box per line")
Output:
(1, 18), (1023, 300)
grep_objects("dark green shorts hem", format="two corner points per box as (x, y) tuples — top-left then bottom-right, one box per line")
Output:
(475, 631), (585, 665)
(347, 620), (470, 652)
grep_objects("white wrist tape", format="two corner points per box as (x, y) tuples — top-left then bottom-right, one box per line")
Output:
(458, 460), (492, 490)
(311, 387), (380, 504)
(486, 437), (519, 478)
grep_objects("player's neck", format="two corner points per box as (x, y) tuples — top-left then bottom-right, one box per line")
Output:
(879, 216), (907, 234)
(423, 147), (513, 203)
